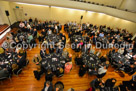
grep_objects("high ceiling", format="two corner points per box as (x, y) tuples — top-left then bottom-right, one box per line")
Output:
(1, 0), (136, 22)
(72, 0), (123, 8)
(3, 0), (136, 12)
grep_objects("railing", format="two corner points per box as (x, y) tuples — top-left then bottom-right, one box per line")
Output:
(0, 24), (11, 46)
(70, 0), (136, 13)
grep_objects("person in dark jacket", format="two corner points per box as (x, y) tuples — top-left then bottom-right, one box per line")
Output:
(42, 81), (53, 91)
(49, 45), (54, 54)
(105, 78), (116, 89)
(75, 54), (83, 65)
(45, 70), (53, 82)
(100, 55), (107, 63)
(33, 28), (37, 39)
(79, 65), (87, 77)
(40, 48), (46, 58)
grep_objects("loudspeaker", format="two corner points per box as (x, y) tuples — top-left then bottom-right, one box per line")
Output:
(81, 15), (83, 19)
(5, 10), (9, 16)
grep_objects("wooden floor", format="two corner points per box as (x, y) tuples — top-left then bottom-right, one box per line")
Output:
(0, 24), (9, 45)
(0, 24), (9, 33)
(0, 27), (136, 91)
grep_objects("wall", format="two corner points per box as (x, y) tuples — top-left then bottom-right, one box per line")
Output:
(9, 2), (136, 34)
(4, 0), (136, 23)
(120, 0), (136, 12)
(0, 9), (4, 24)
(85, 0), (123, 8)
(0, 1), (16, 25)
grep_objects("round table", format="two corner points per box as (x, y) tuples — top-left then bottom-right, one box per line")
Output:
(82, 53), (101, 69)
(45, 34), (61, 43)
(41, 53), (66, 71)
(71, 35), (83, 43)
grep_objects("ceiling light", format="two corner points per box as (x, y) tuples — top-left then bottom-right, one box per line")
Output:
(16, 2), (49, 7)
(51, 6), (85, 11)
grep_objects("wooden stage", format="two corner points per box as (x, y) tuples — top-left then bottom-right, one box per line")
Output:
(0, 27), (136, 91)
(0, 24), (9, 46)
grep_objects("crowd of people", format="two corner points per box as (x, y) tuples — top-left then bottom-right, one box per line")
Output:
(18, 18), (73, 91)
(87, 74), (136, 91)
(0, 18), (136, 91)
(64, 21), (136, 90)
(0, 45), (28, 79)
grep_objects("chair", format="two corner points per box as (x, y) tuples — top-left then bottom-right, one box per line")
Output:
(23, 59), (29, 69)
(57, 74), (64, 78)
(0, 74), (12, 84)
(26, 59), (29, 66)
(13, 68), (22, 77)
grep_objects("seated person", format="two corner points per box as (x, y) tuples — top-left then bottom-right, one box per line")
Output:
(32, 54), (42, 64)
(95, 50), (102, 58)
(99, 32), (104, 37)
(19, 21), (25, 28)
(54, 81), (64, 91)
(75, 54), (83, 65)
(79, 65), (87, 77)
(132, 74), (136, 81)
(49, 45), (54, 54)
(91, 78), (104, 89)
(75, 44), (81, 52)
(42, 81), (53, 91)
(125, 52), (133, 60)
(40, 48), (46, 58)
(118, 83), (127, 91)
(47, 29), (52, 35)
(42, 38), (48, 46)
(62, 36), (66, 47)
(79, 40), (83, 46)
(123, 65), (133, 73)
(118, 48), (125, 55)
(38, 34), (42, 43)
(100, 55), (106, 63)
(32, 28), (37, 39)
(97, 66), (107, 78)
(126, 47), (133, 53)
(55, 67), (64, 77)
(18, 49), (26, 57)
(105, 78), (116, 88)
(33, 65), (46, 80)
(17, 55), (26, 68)
(66, 54), (72, 62)
(2, 37), (11, 49)
(12, 63), (19, 75)
(62, 50), (69, 58)
(89, 47), (95, 54)
(0, 47), (5, 56)
(27, 33), (33, 44)
(41, 29), (46, 40)
(45, 70), (53, 82)
(82, 45), (88, 54)
(56, 46), (63, 55)
(64, 62), (72, 73)
(92, 35), (97, 44)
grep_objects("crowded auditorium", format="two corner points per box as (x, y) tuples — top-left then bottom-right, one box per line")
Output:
(0, 0), (136, 91)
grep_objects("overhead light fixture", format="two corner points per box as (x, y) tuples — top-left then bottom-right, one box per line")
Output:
(16, 2), (49, 7)
(99, 12), (105, 15)
(88, 11), (96, 13)
(51, 6), (85, 11)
